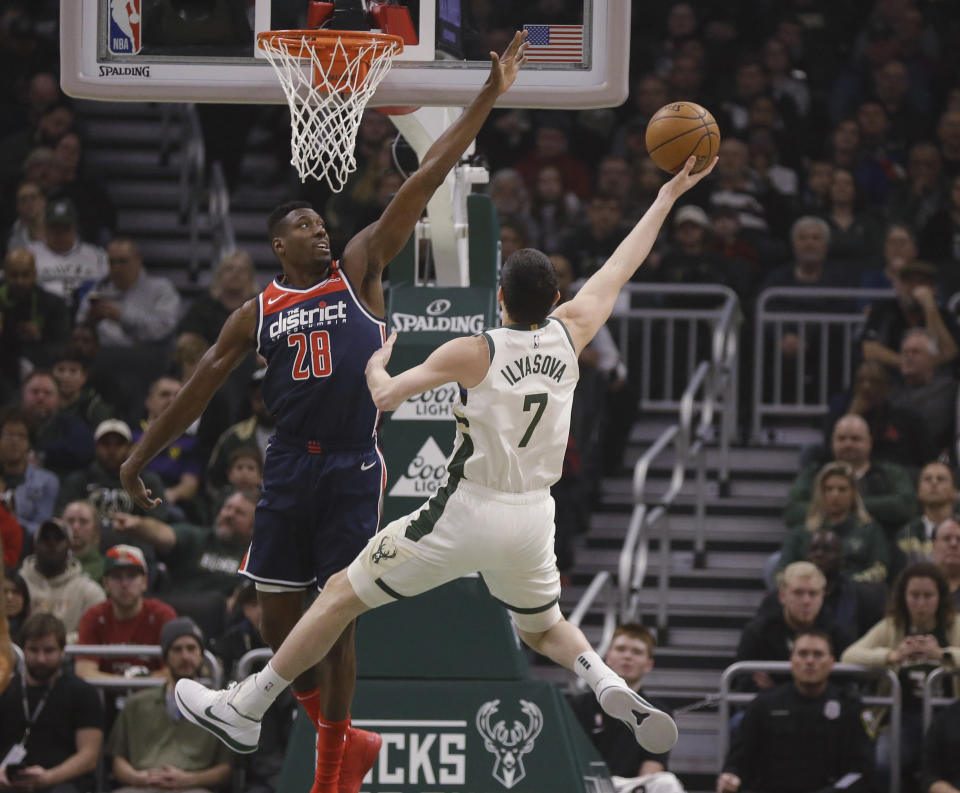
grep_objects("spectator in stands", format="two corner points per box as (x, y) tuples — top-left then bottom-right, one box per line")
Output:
(19, 519), (104, 641)
(177, 249), (258, 346)
(737, 561), (854, 690)
(718, 631), (873, 793)
(886, 143), (944, 239)
(822, 167), (883, 269)
(21, 368), (95, 477)
(0, 246), (69, 394)
(889, 329), (958, 456)
(656, 204), (747, 294)
(62, 498), (105, 583)
(762, 36), (810, 118)
(211, 581), (266, 681)
(920, 173), (960, 272)
(785, 414), (917, 538)
(51, 344), (114, 430)
(561, 194), (631, 279)
(27, 196), (108, 303)
(111, 490), (256, 598)
(75, 544), (175, 681)
(48, 131), (115, 245)
(595, 155), (640, 223)
(205, 368), (274, 492)
(530, 164), (580, 254)
(0, 405), (57, 536)
(760, 215), (852, 292)
(922, 696), (960, 793)
(488, 168), (538, 245)
(823, 360), (933, 471)
(132, 376), (201, 515)
(708, 137), (782, 240)
(2, 570), (29, 645)
(75, 237), (181, 347)
(5, 180), (45, 252)
(499, 217), (531, 263)
(806, 527), (886, 639)
(842, 562), (960, 790)
(861, 259), (960, 372)
(937, 110), (960, 181)
(0, 613), (103, 793)
(931, 519), (960, 608)
(57, 418), (170, 523)
(569, 623), (682, 792)
(860, 222), (919, 291)
(780, 461), (889, 583)
(896, 463), (959, 575)
(514, 115), (591, 200)
(106, 616), (234, 793)
(208, 446), (262, 517)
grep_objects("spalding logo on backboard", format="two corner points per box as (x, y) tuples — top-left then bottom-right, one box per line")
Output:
(109, 0), (142, 55)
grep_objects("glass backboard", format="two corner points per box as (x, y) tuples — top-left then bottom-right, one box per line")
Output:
(60, 0), (630, 109)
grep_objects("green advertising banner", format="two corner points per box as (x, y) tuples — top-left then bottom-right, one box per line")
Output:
(380, 285), (497, 525)
(277, 678), (612, 793)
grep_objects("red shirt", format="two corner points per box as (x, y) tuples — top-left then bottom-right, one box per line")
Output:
(0, 502), (22, 568)
(77, 598), (177, 674)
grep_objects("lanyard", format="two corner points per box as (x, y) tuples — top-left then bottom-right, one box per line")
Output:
(19, 670), (56, 746)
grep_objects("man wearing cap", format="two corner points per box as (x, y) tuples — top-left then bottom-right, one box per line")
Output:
(656, 204), (747, 294)
(861, 258), (960, 371)
(75, 238), (180, 348)
(26, 197), (108, 304)
(75, 544), (176, 681)
(57, 418), (170, 524)
(106, 617), (234, 793)
(19, 519), (105, 642)
(0, 247), (69, 394)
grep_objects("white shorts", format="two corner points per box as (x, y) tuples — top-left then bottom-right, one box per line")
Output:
(347, 478), (563, 632)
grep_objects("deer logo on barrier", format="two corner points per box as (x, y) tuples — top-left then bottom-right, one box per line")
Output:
(475, 698), (543, 789)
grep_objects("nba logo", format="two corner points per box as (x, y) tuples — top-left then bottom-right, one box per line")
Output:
(109, 0), (142, 55)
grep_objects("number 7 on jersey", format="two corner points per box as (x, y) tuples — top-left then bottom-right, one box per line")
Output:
(519, 393), (548, 448)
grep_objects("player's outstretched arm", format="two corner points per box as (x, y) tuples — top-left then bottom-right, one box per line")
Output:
(552, 155), (717, 354)
(120, 300), (258, 509)
(365, 331), (489, 412)
(343, 30), (529, 281)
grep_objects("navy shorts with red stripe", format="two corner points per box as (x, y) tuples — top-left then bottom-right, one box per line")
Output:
(239, 434), (385, 589)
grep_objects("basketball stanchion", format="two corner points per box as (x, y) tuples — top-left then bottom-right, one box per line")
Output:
(256, 29), (404, 189)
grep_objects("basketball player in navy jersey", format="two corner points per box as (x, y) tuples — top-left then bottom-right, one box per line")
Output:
(171, 155), (719, 764)
(121, 31), (530, 793)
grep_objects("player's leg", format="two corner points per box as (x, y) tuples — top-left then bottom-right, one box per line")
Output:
(257, 589), (324, 693)
(516, 615), (678, 754)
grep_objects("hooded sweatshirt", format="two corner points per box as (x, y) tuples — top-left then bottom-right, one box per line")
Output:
(19, 555), (105, 641)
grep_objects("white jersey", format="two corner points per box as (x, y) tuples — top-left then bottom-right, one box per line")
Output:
(450, 317), (578, 493)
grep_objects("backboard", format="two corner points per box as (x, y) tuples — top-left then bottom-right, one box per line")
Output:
(60, 0), (630, 109)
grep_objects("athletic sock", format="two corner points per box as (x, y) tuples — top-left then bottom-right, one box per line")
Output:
(573, 651), (621, 693)
(294, 686), (324, 724)
(312, 713), (349, 793)
(234, 661), (290, 720)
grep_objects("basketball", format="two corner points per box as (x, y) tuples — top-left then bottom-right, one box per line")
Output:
(645, 102), (721, 175)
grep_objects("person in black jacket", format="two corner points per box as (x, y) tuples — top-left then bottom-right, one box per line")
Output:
(922, 699), (960, 793)
(736, 561), (855, 690)
(718, 630), (874, 793)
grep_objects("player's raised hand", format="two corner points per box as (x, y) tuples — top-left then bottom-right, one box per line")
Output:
(367, 331), (398, 374)
(661, 155), (719, 200)
(486, 30), (529, 95)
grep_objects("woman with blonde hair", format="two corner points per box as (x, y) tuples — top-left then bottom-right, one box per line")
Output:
(778, 461), (888, 582)
(842, 561), (960, 790)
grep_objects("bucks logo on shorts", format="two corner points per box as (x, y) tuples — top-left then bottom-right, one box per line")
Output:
(371, 536), (398, 564)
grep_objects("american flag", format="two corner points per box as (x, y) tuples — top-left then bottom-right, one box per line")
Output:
(522, 24), (584, 63)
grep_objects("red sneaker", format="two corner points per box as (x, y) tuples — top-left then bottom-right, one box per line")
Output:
(338, 727), (382, 793)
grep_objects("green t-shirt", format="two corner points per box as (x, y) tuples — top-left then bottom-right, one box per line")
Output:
(166, 523), (247, 596)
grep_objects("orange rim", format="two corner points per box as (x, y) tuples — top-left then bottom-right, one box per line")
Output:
(256, 29), (405, 59)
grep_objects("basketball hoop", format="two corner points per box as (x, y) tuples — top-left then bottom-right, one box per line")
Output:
(257, 29), (404, 190)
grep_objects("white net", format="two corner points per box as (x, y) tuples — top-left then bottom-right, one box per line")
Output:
(258, 31), (404, 190)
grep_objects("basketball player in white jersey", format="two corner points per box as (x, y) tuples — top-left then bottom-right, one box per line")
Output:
(174, 154), (717, 756)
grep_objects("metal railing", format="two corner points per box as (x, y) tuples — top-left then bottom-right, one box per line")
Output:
(237, 647), (275, 679)
(718, 661), (902, 793)
(63, 644), (223, 689)
(570, 286), (741, 651)
(921, 665), (959, 732)
(751, 287), (894, 440)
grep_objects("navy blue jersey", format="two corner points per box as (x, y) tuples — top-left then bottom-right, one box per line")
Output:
(256, 263), (386, 445)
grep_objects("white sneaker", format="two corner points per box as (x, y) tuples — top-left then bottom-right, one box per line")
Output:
(174, 677), (262, 754)
(597, 679), (679, 754)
